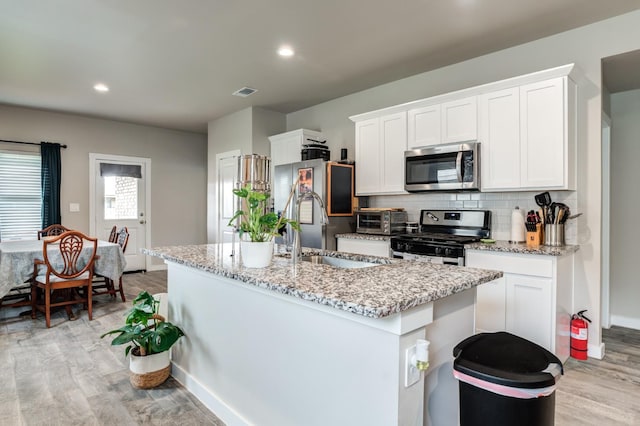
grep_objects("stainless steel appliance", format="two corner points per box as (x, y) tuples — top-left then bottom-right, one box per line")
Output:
(391, 209), (491, 266)
(355, 209), (407, 235)
(405, 142), (480, 192)
(274, 159), (355, 251)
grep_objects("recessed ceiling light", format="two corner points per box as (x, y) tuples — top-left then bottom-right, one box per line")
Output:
(278, 46), (294, 57)
(94, 83), (109, 93)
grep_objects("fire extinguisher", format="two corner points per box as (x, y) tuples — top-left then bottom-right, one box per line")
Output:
(570, 310), (591, 360)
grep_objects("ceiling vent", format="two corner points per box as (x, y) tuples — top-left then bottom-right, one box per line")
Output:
(232, 87), (258, 97)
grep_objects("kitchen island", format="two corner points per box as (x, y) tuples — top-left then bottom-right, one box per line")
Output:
(144, 244), (501, 426)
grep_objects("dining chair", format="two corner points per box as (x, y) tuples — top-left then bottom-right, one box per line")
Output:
(93, 227), (129, 302)
(37, 224), (71, 240)
(31, 230), (98, 328)
(107, 225), (118, 243)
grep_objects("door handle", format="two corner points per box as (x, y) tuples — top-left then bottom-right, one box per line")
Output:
(139, 220), (146, 224)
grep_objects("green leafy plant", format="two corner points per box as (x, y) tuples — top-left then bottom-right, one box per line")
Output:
(101, 291), (185, 357)
(228, 184), (299, 242)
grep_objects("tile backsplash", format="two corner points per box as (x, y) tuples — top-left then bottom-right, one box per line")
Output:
(368, 191), (578, 244)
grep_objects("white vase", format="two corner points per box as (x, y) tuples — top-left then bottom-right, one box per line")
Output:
(129, 350), (171, 388)
(240, 240), (274, 268)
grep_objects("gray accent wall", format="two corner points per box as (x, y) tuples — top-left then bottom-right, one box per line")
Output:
(0, 104), (207, 269)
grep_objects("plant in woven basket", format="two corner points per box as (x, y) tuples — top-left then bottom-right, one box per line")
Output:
(100, 291), (184, 357)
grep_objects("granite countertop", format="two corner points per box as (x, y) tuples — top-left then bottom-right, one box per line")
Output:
(335, 233), (391, 241)
(143, 244), (502, 319)
(465, 240), (579, 256)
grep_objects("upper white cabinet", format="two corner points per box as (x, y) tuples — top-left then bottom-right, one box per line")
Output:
(354, 112), (407, 195)
(269, 129), (324, 166)
(407, 96), (477, 149)
(407, 104), (441, 148)
(441, 96), (478, 143)
(479, 76), (576, 191)
(351, 63), (578, 193)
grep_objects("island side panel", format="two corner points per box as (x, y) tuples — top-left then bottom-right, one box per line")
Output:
(424, 287), (476, 426)
(166, 261), (428, 426)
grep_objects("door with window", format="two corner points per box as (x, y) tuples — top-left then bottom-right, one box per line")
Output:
(90, 154), (149, 271)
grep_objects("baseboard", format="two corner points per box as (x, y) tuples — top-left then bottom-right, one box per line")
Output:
(170, 363), (251, 426)
(610, 314), (640, 331)
(588, 342), (605, 360)
(147, 263), (168, 272)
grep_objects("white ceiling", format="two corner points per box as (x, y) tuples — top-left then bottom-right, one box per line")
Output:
(2, 1), (640, 133)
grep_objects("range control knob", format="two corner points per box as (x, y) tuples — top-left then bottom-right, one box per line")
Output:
(434, 247), (443, 256)
(444, 247), (454, 257)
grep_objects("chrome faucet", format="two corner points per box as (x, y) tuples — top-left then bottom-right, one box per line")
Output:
(292, 191), (329, 265)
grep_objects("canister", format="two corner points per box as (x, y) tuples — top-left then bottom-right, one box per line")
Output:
(544, 224), (565, 246)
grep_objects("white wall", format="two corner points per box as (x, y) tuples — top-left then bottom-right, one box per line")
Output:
(287, 10), (640, 355)
(207, 107), (285, 242)
(0, 104), (208, 268)
(610, 88), (640, 328)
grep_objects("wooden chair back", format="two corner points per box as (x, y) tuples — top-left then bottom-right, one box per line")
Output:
(107, 225), (118, 243)
(42, 231), (98, 280)
(38, 224), (70, 240)
(116, 227), (130, 253)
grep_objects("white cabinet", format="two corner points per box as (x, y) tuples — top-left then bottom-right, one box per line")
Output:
(441, 96), (478, 143)
(480, 77), (576, 191)
(354, 112), (407, 195)
(337, 237), (391, 258)
(407, 96), (477, 149)
(269, 129), (324, 166)
(478, 87), (521, 189)
(466, 249), (574, 362)
(407, 104), (441, 148)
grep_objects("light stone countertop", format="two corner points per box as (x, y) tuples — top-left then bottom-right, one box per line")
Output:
(143, 244), (502, 319)
(335, 232), (391, 241)
(465, 240), (579, 256)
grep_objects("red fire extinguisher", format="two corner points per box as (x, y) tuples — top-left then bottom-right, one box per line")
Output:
(570, 310), (591, 360)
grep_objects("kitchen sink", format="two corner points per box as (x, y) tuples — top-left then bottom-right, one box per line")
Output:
(300, 255), (379, 269)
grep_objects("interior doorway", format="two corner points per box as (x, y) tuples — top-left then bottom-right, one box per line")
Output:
(89, 153), (151, 271)
(216, 150), (240, 243)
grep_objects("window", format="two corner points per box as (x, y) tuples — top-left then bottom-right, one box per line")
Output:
(0, 151), (41, 241)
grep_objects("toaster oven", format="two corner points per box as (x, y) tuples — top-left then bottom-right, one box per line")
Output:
(355, 209), (407, 235)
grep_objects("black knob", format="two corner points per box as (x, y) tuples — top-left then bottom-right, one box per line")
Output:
(434, 247), (443, 256)
(444, 248), (453, 257)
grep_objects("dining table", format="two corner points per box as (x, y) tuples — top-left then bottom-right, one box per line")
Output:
(0, 239), (127, 300)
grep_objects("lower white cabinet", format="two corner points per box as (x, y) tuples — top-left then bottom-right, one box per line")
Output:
(337, 237), (391, 258)
(466, 249), (573, 362)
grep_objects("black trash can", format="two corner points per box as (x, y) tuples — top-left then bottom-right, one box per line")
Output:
(453, 332), (563, 426)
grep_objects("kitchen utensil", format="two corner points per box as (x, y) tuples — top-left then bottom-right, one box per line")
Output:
(535, 191), (552, 208)
(544, 224), (565, 246)
(556, 207), (565, 224)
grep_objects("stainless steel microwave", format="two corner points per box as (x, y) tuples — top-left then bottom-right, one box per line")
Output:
(404, 142), (480, 192)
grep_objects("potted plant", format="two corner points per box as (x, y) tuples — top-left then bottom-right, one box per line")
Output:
(229, 184), (299, 268)
(101, 291), (185, 389)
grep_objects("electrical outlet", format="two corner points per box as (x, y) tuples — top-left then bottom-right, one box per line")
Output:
(405, 345), (421, 387)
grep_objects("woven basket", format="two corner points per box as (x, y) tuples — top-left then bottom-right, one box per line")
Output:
(129, 349), (171, 389)
(130, 364), (171, 389)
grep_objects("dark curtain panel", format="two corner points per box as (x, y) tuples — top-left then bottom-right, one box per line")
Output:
(41, 142), (62, 228)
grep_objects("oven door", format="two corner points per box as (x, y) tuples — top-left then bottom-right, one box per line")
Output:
(356, 211), (387, 235)
(392, 251), (464, 266)
(404, 142), (479, 192)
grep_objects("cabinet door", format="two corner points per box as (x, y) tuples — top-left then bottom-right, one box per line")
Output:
(506, 274), (553, 350)
(441, 96), (477, 143)
(475, 277), (506, 333)
(337, 238), (390, 258)
(380, 112), (407, 193)
(520, 78), (565, 188)
(408, 105), (441, 148)
(355, 118), (381, 195)
(478, 88), (520, 190)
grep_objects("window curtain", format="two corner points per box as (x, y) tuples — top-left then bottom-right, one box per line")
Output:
(41, 142), (62, 228)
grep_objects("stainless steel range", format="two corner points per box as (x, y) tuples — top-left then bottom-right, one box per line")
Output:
(390, 210), (491, 266)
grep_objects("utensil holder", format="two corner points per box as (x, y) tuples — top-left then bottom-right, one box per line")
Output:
(544, 224), (565, 247)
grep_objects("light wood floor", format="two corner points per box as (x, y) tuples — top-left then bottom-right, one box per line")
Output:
(1, 271), (639, 425)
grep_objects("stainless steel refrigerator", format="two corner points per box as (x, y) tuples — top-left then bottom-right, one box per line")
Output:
(274, 159), (355, 251)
